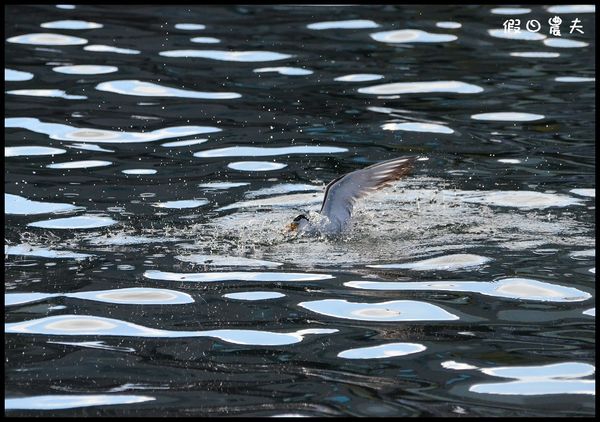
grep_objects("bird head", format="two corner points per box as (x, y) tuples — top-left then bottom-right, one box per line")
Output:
(287, 214), (309, 232)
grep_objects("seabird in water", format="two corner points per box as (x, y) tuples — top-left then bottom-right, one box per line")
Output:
(287, 155), (422, 236)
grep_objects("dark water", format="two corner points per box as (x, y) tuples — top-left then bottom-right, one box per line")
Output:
(4, 4), (595, 417)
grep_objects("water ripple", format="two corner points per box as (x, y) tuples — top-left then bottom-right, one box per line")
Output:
(190, 36), (220, 44)
(490, 7), (531, 15)
(47, 160), (112, 169)
(298, 299), (459, 322)
(5, 68), (34, 81)
(7, 32), (88, 45)
(194, 145), (346, 158)
(6, 117), (221, 144)
(5, 314), (339, 346)
(371, 29), (457, 43)
(546, 5), (595, 13)
(435, 21), (462, 29)
(228, 161), (287, 171)
(5, 193), (81, 215)
(5, 394), (155, 411)
(543, 38), (589, 48)
(334, 73), (383, 82)
(6, 89), (86, 100)
(6, 287), (193, 306)
(381, 122), (454, 134)
(152, 199), (209, 209)
(176, 254), (282, 268)
(144, 269), (332, 282)
(460, 190), (582, 208)
(471, 112), (544, 121)
(254, 67), (313, 76)
(358, 80), (483, 95)
(223, 291), (286, 301)
(338, 342), (426, 359)
(510, 51), (560, 58)
(367, 253), (491, 271)
(159, 50), (292, 62)
(175, 23), (206, 30)
(41, 20), (103, 29)
(84, 44), (141, 54)
(345, 278), (591, 302)
(96, 80), (241, 99)
(307, 19), (379, 30)
(5, 146), (67, 157)
(53, 65), (118, 75)
(488, 29), (546, 41)
(5, 244), (93, 260)
(27, 215), (117, 229)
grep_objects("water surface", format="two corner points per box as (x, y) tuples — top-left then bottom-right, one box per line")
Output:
(5, 4), (595, 417)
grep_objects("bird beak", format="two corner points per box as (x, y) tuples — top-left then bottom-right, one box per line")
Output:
(286, 222), (298, 232)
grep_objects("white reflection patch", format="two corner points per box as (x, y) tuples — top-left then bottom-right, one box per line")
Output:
(488, 28), (546, 40)
(338, 342), (426, 359)
(223, 291), (285, 301)
(5, 244), (93, 261)
(334, 73), (383, 82)
(510, 51), (560, 58)
(5, 288), (193, 306)
(41, 20), (103, 29)
(307, 19), (379, 30)
(228, 161), (287, 171)
(5, 314), (338, 346)
(53, 65), (117, 75)
(194, 145), (346, 158)
(159, 50), (292, 62)
(546, 5), (595, 13)
(152, 199), (209, 209)
(460, 190), (582, 208)
(144, 269), (332, 282)
(381, 122), (454, 134)
(471, 112), (544, 121)
(6, 89), (86, 100)
(5, 68), (34, 81)
(254, 67), (313, 76)
(47, 160), (112, 169)
(5, 193), (81, 215)
(27, 215), (117, 229)
(298, 299), (459, 321)
(7, 32), (88, 45)
(543, 38), (589, 48)
(5, 146), (66, 157)
(371, 29), (457, 43)
(436, 21), (462, 29)
(367, 253), (491, 271)
(96, 80), (241, 99)
(345, 277), (591, 302)
(5, 394), (155, 410)
(5, 117), (221, 144)
(358, 80), (483, 95)
(84, 44), (140, 54)
(190, 36), (220, 43)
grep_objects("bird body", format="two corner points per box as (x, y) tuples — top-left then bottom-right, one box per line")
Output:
(288, 155), (419, 236)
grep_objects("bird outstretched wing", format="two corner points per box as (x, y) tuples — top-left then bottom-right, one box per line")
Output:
(319, 156), (418, 230)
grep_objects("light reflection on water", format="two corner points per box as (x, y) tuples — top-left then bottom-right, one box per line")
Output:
(5, 3), (594, 417)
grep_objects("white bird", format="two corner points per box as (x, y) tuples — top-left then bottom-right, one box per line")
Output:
(287, 155), (420, 236)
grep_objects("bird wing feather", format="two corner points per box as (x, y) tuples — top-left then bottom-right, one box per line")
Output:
(319, 156), (417, 229)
